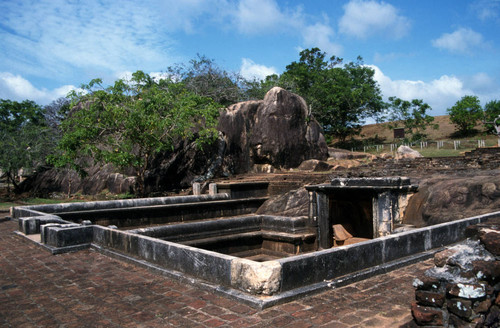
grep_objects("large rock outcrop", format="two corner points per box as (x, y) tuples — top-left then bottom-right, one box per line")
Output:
(218, 87), (328, 174)
(404, 173), (500, 227)
(19, 87), (328, 195)
(18, 135), (223, 196)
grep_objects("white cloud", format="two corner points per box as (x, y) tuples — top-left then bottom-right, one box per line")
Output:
(0, 0), (176, 82)
(471, 0), (500, 21)
(233, 0), (293, 34)
(240, 58), (277, 81)
(368, 65), (470, 115)
(156, 0), (221, 33)
(339, 0), (411, 39)
(371, 66), (500, 115)
(301, 22), (343, 56)
(0, 72), (76, 105)
(432, 28), (485, 55)
(464, 72), (500, 100)
(230, 0), (340, 55)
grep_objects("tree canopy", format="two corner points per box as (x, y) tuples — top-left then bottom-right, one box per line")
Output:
(447, 95), (483, 136)
(0, 99), (54, 192)
(167, 55), (245, 106)
(483, 100), (500, 134)
(387, 97), (438, 141)
(51, 71), (220, 195)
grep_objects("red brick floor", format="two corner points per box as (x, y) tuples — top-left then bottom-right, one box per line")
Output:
(0, 218), (431, 327)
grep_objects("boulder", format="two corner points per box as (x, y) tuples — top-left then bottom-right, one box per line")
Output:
(328, 148), (376, 160)
(396, 145), (422, 160)
(379, 152), (393, 160)
(19, 134), (225, 196)
(256, 187), (309, 217)
(218, 87), (328, 174)
(404, 174), (500, 227)
(17, 164), (136, 196)
(297, 159), (332, 172)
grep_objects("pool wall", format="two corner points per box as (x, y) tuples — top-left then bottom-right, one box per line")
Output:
(28, 209), (500, 306)
(12, 193), (270, 233)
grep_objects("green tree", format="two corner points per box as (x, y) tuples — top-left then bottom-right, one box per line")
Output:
(52, 71), (220, 196)
(483, 100), (500, 134)
(167, 55), (244, 106)
(387, 97), (438, 141)
(447, 95), (483, 136)
(44, 97), (70, 131)
(243, 74), (280, 100)
(0, 99), (53, 192)
(281, 48), (384, 142)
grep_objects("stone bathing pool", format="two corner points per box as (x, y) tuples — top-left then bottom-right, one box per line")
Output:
(11, 178), (500, 309)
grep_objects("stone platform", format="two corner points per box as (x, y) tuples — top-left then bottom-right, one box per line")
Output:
(1, 215), (431, 327)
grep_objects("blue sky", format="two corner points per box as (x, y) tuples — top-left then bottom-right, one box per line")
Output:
(0, 0), (499, 116)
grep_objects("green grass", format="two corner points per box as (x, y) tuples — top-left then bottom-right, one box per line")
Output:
(0, 192), (135, 212)
(359, 137), (498, 158)
(0, 198), (77, 212)
(362, 147), (475, 158)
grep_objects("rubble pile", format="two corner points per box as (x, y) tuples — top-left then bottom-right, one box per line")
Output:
(412, 219), (500, 327)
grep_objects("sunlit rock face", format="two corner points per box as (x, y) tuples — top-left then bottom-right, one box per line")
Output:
(218, 87), (328, 174)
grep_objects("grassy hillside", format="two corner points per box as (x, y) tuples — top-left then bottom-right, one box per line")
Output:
(359, 115), (489, 142)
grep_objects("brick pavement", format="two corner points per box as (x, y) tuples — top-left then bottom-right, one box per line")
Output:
(0, 217), (432, 327)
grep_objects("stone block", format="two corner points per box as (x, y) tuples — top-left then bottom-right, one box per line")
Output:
(193, 183), (201, 195)
(411, 302), (446, 326)
(279, 247), (349, 291)
(447, 298), (473, 320)
(209, 183), (217, 195)
(448, 313), (474, 327)
(448, 283), (486, 300)
(474, 298), (492, 313)
(231, 259), (282, 295)
(413, 276), (442, 291)
(383, 230), (428, 262)
(434, 248), (459, 267)
(41, 224), (93, 247)
(484, 305), (500, 326)
(430, 223), (468, 249)
(472, 260), (500, 284)
(415, 290), (446, 307)
(480, 231), (500, 256)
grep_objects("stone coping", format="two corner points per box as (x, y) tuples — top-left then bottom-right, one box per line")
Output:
(330, 176), (412, 186)
(216, 181), (270, 187)
(10, 193), (230, 217)
(12, 194), (267, 234)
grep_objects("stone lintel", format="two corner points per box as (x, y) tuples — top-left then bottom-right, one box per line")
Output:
(331, 177), (411, 187)
(305, 183), (418, 193)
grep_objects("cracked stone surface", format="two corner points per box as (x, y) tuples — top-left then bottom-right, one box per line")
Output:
(0, 215), (432, 327)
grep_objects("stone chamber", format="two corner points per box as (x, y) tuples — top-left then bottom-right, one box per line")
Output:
(10, 178), (500, 309)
